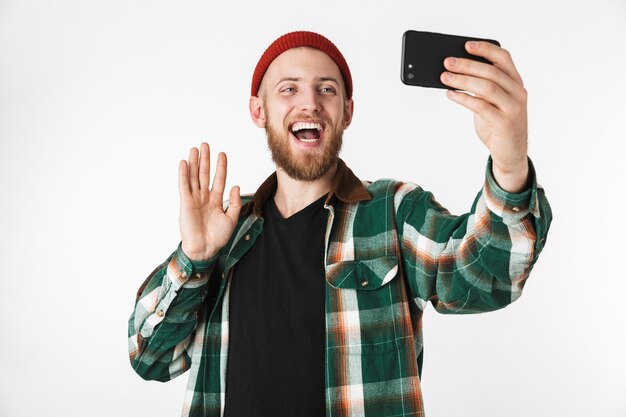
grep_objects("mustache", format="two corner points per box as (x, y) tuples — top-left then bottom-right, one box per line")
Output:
(287, 113), (329, 126)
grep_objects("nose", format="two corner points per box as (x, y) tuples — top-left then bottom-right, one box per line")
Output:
(297, 87), (321, 113)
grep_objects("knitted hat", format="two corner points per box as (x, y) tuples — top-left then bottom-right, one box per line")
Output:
(251, 31), (353, 99)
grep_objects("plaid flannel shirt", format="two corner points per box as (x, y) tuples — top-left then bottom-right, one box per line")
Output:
(129, 158), (551, 417)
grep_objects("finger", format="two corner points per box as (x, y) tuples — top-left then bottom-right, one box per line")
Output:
(211, 152), (227, 196)
(465, 41), (524, 87)
(198, 142), (211, 191)
(188, 147), (200, 191)
(178, 160), (191, 197)
(443, 56), (521, 97)
(225, 186), (242, 225)
(445, 89), (502, 125)
(441, 71), (512, 112)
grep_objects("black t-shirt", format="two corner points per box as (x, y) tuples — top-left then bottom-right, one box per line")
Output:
(223, 194), (327, 417)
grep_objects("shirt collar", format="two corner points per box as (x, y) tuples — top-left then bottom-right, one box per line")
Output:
(242, 158), (372, 218)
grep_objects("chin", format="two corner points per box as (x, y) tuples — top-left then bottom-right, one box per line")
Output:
(266, 120), (344, 182)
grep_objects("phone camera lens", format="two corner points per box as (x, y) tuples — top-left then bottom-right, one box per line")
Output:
(407, 72), (414, 80)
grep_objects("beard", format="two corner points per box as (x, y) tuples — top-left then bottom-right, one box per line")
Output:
(265, 112), (344, 182)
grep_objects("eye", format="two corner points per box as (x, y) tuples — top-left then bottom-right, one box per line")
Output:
(320, 86), (336, 95)
(280, 86), (297, 94)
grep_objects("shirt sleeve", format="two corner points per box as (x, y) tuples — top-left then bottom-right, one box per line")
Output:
(128, 243), (217, 381)
(397, 157), (552, 314)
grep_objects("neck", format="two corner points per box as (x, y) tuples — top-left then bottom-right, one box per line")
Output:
(273, 162), (337, 218)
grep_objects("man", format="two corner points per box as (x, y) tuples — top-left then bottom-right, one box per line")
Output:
(128, 31), (551, 417)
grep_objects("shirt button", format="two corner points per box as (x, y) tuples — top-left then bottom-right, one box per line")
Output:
(195, 272), (203, 279)
(511, 206), (520, 212)
(244, 234), (251, 241)
(361, 280), (369, 288)
(181, 270), (187, 278)
(156, 310), (164, 317)
(221, 272), (226, 279)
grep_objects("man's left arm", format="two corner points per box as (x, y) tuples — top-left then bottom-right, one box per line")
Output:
(396, 164), (551, 314)
(441, 40), (530, 193)
(395, 42), (552, 313)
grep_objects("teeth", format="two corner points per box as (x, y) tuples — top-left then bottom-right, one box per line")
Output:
(299, 138), (318, 143)
(291, 122), (322, 132)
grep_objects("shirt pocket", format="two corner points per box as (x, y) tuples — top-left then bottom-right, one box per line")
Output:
(325, 255), (410, 355)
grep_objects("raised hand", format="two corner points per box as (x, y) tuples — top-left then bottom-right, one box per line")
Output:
(178, 142), (242, 261)
(441, 41), (529, 193)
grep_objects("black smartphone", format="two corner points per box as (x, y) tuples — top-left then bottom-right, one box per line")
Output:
(401, 30), (501, 89)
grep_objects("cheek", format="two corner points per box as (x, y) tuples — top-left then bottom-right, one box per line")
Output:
(324, 99), (348, 122)
(268, 104), (292, 126)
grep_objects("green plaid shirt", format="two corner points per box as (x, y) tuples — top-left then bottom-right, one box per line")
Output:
(129, 158), (551, 417)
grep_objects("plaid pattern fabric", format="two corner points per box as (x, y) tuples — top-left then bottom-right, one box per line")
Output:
(128, 158), (551, 417)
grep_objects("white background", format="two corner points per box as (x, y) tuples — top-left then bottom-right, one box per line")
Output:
(1, 0), (625, 416)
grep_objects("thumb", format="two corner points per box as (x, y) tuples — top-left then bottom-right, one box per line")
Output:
(226, 186), (242, 224)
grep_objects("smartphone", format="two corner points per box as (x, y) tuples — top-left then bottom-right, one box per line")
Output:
(401, 30), (500, 89)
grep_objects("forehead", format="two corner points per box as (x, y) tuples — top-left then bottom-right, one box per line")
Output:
(262, 47), (343, 85)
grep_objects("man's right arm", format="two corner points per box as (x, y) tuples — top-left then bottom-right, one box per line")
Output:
(128, 142), (241, 380)
(128, 246), (216, 381)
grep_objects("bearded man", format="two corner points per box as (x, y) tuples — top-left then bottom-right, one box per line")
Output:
(128, 31), (552, 417)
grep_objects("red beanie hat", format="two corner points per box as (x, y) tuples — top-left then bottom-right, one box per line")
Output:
(251, 31), (353, 99)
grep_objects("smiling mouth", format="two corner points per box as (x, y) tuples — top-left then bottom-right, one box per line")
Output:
(290, 121), (323, 143)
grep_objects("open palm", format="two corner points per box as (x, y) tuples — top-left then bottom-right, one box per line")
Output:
(179, 143), (242, 261)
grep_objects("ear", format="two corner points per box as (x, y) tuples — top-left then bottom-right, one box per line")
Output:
(249, 96), (266, 128)
(342, 99), (354, 129)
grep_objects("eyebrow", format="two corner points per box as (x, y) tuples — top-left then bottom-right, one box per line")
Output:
(273, 76), (340, 88)
(318, 77), (340, 84)
(274, 77), (300, 87)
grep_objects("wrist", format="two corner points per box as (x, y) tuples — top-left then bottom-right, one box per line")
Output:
(491, 158), (529, 193)
(181, 243), (218, 262)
